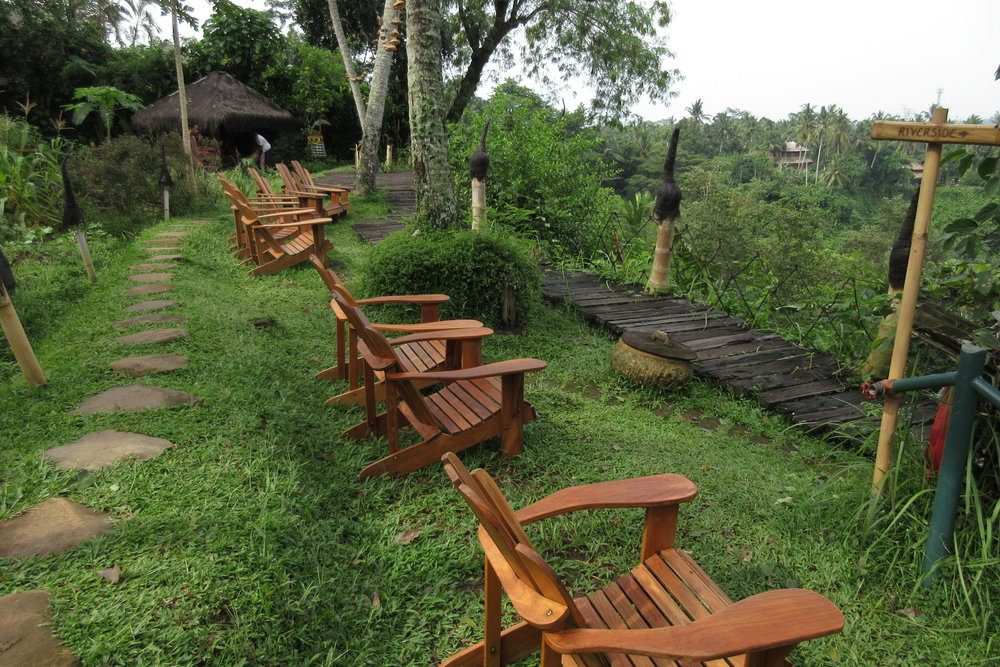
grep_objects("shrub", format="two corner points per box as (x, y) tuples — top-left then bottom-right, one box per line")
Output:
(70, 134), (211, 233)
(361, 230), (541, 329)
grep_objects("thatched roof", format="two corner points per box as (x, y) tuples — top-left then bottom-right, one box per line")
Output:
(132, 71), (296, 136)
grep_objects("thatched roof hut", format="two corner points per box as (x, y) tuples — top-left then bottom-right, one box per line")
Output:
(132, 71), (296, 136)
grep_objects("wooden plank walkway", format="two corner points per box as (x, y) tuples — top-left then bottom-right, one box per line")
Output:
(543, 270), (938, 438)
(323, 168), (933, 439)
(317, 170), (412, 243)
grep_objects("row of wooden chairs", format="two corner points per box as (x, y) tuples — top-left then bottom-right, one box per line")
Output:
(308, 257), (845, 665)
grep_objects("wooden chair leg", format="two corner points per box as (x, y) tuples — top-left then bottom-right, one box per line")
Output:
(335, 319), (347, 379)
(348, 331), (360, 390)
(420, 303), (440, 322)
(744, 646), (793, 667)
(484, 561), (502, 667)
(499, 374), (525, 458)
(640, 506), (678, 561)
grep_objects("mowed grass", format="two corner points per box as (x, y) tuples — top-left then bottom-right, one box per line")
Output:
(0, 201), (993, 665)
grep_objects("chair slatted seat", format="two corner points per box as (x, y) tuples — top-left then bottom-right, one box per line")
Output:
(331, 287), (545, 479)
(440, 454), (845, 667)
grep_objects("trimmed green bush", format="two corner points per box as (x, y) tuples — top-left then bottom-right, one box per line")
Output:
(361, 229), (541, 329)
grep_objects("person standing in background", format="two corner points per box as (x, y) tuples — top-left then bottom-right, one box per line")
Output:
(253, 133), (273, 169)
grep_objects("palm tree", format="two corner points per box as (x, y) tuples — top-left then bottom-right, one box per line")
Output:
(119, 0), (161, 46)
(686, 99), (707, 125)
(791, 103), (817, 183)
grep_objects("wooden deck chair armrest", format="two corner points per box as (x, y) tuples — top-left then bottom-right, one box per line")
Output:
(254, 216), (333, 229)
(356, 294), (450, 306)
(372, 319), (482, 333)
(254, 208), (317, 219)
(386, 358), (546, 382)
(286, 187), (330, 197)
(542, 589), (844, 661)
(515, 474), (698, 525)
(387, 327), (493, 346)
(304, 184), (347, 193)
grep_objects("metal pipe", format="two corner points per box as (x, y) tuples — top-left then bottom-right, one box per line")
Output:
(921, 345), (988, 586)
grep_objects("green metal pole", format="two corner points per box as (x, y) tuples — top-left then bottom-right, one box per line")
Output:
(921, 344), (988, 586)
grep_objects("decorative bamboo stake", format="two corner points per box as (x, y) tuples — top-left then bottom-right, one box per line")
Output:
(645, 127), (681, 294)
(385, 144), (393, 170)
(871, 106), (947, 494)
(160, 145), (174, 222)
(354, 142), (361, 169)
(0, 251), (46, 386)
(861, 189), (919, 379)
(469, 120), (490, 231)
(61, 159), (97, 284)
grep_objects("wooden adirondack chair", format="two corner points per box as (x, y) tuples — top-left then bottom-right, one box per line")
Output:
(221, 178), (333, 276)
(277, 162), (350, 218)
(248, 167), (322, 210)
(219, 175), (316, 262)
(309, 255), (486, 406)
(440, 453), (845, 667)
(291, 160), (352, 214)
(330, 287), (546, 479)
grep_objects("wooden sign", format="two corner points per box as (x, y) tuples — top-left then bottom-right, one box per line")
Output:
(872, 120), (1000, 146)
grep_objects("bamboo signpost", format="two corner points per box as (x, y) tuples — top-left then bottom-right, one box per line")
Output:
(868, 108), (1000, 494)
(0, 251), (46, 387)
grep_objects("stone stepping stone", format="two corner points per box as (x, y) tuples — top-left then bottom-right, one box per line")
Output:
(109, 354), (188, 377)
(0, 498), (113, 558)
(123, 300), (178, 313)
(111, 328), (188, 345)
(0, 590), (79, 666)
(128, 273), (173, 283)
(145, 237), (186, 245)
(156, 231), (188, 238)
(130, 263), (176, 271)
(126, 284), (174, 297)
(142, 246), (182, 253)
(114, 314), (187, 327)
(145, 254), (184, 262)
(74, 385), (201, 414)
(45, 429), (174, 471)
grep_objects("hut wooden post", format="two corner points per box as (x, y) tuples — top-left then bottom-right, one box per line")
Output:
(645, 128), (681, 295)
(61, 159), (96, 284)
(0, 286), (46, 386)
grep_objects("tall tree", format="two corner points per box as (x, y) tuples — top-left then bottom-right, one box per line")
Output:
(442, 0), (676, 123)
(791, 103), (817, 184)
(407, 0), (457, 227)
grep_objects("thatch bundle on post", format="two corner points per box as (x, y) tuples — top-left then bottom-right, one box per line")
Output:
(61, 159), (97, 284)
(645, 127), (682, 295)
(0, 247), (46, 386)
(469, 120), (490, 231)
(132, 71), (296, 137)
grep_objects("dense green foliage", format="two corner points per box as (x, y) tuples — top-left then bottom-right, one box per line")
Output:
(362, 229), (541, 328)
(449, 84), (620, 258)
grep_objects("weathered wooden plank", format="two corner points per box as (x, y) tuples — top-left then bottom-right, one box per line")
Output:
(670, 328), (752, 345)
(708, 355), (827, 382)
(694, 338), (790, 361)
(758, 379), (848, 405)
(727, 367), (839, 395)
(697, 346), (811, 373)
(606, 309), (732, 327)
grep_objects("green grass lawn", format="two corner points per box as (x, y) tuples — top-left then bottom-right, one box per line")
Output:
(0, 199), (994, 665)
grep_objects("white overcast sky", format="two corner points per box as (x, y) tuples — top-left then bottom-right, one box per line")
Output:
(164, 0), (1000, 123)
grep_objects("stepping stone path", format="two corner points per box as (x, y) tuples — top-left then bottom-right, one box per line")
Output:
(128, 272), (173, 283)
(111, 328), (188, 345)
(74, 384), (201, 414)
(131, 263), (176, 271)
(7, 222), (201, 663)
(45, 429), (174, 471)
(123, 299), (178, 313)
(125, 284), (174, 296)
(0, 498), (113, 558)
(114, 313), (187, 327)
(0, 590), (79, 666)
(109, 354), (188, 377)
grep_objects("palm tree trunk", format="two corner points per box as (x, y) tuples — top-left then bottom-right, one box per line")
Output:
(326, 0), (366, 124)
(356, 0), (400, 196)
(407, 0), (457, 227)
(171, 0), (195, 189)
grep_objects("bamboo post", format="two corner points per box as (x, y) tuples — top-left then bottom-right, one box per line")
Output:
(354, 142), (361, 169)
(469, 120), (491, 231)
(75, 231), (97, 284)
(870, 106), (947, 493)
(471, 179), (486, 230)
(385, 144), (393, 170)
(645, 128), (681, 295)
(0, 285), (46, 386)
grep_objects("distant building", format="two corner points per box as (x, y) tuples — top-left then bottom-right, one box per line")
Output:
(771, 141), (813, 171)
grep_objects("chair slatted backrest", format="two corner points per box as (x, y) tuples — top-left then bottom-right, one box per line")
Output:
(308, 255), (355, 322)
(276, 163), (307, 193)
(218, 176), (285, 257)
(441, 453), (587, 630)
(328, 286), (439, 428)
(248, 167), (277, 197)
